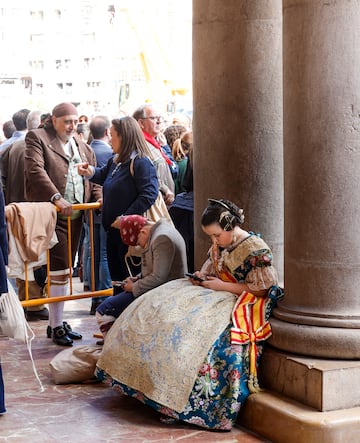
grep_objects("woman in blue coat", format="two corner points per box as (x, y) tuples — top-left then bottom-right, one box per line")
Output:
(77, 116), (158, 284)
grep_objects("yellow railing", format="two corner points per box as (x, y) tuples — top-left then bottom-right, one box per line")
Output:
(21, 202), (113, 307)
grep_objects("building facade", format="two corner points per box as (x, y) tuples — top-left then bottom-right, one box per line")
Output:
(0, 0), (192, 118)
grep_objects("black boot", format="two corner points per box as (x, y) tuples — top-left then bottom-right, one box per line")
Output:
(52, 325), (73, 346)
(63, 322), (82, 340)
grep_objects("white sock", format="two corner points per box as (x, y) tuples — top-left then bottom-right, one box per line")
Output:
(49, 282), (69, 329)
(95, 311), (116, 338)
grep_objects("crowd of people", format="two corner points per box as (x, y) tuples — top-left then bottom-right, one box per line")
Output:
(0, 102), (284, 430)
(0, 103), (194, 339)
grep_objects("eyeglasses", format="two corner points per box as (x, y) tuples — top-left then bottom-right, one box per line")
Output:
(142, 116), (164, 122)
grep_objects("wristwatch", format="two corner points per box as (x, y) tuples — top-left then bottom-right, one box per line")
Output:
(51, 193), (62, 203)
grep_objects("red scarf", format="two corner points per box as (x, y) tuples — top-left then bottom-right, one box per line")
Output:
(143, 131), (172, 166)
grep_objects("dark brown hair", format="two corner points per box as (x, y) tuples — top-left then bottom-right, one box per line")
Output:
(111, 116), (151, 163)
(201, 199), (244, 231)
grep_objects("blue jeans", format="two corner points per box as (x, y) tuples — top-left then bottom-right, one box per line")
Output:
(83, 223), (112, 298)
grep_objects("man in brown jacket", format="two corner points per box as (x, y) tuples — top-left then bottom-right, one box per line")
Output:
(25, 102), (102, 346)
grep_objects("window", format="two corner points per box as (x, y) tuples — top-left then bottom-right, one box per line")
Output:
(30, 34), (45, 43)
(84, 58), (95, 68)
(30, 60), (44, 70)
(30, 10), (44, 21)
(65, 83), (73, 94)
(81, 6), (92, 25)
(35, 83), (43, 95)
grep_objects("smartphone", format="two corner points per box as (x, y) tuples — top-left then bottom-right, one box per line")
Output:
(112, 280), (127, 287)
(185, 272), (205, 282)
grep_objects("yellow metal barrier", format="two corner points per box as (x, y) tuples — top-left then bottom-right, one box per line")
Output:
(21, 202), (113, 307)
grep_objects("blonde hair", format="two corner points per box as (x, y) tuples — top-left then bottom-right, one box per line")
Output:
(172, 131), (192, 161)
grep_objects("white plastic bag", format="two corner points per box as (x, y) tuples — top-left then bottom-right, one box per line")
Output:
(0, 280), (43, 391)
(0, 281), (31, 341)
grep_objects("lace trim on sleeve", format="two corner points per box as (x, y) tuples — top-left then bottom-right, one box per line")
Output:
(245, 265), (279, 291)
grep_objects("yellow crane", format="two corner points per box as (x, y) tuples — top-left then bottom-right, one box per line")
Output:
(125, 1), (190, 106)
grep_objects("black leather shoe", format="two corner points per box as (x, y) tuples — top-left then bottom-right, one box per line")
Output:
(63, 321), (82, 340)
(52, 326), (73, 346)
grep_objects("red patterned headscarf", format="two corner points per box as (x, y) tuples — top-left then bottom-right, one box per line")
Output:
(119, 215), (147, 246)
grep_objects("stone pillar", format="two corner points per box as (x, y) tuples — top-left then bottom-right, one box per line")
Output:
(192, 0), (283, 278)
(270, 0), (360, 359)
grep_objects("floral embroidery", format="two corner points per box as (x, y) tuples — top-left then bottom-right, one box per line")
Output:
(248, 250), (272, 268)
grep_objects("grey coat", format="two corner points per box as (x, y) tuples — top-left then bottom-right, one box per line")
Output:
(132, 219), (188, 297)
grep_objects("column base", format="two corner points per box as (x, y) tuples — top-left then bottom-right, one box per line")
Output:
(260, 347), (360, 411)
(269, 317), (360, 359)
(238, 391), (360, 443)
(236, 347), (360, 442)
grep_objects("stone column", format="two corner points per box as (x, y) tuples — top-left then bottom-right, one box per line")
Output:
(192, 0), (283, 278)
(271, 0), (360, 358)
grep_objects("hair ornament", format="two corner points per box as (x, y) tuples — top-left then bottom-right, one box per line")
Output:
(207, 198), (245, 226)
(208, 198), (231, 211)
(219, 211), (235, 231)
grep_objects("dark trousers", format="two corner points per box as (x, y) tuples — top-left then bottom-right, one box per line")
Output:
(96, 290), (135, 318)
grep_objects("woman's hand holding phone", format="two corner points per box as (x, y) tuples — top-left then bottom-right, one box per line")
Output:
(185, 272), (207, 285)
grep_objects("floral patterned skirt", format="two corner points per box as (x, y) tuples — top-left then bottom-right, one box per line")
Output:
(96, 324), (264, 430)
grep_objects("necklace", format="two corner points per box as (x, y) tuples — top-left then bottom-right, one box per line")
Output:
(111, 162), (122, 177)
(216, 248), (229, 273)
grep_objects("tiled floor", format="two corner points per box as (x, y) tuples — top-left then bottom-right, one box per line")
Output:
(1, 279), (271, 443)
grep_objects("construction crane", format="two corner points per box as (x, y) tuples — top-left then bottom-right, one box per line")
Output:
(124, 1), (191, 109)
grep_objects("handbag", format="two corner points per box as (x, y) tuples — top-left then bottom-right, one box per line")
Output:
(146, 192), (173, 225)
(125, 157), (174, 275)
(129, 156), (174, 225)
